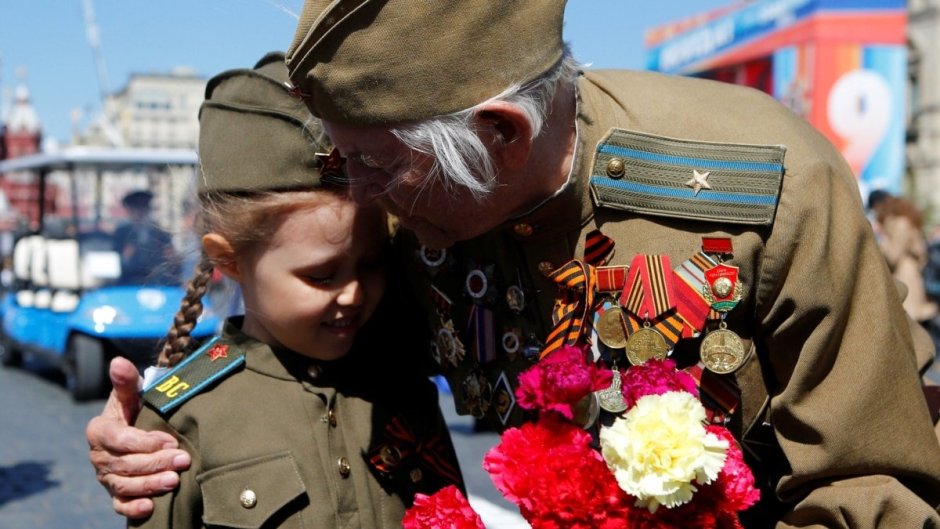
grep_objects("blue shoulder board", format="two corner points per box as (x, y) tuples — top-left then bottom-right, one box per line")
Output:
(590, 129), (786, 226)
(142, 337), (245, 415)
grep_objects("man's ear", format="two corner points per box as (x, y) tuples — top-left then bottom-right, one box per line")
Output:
(202, 233), (240, 281)
(473, 101), (534, 171)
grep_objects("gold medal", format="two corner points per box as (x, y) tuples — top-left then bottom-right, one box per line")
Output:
(596, 364), (628, 414)
(626, 325), (669, 366)
(597, 307), (628, 349)
(699, 322), (746, 374)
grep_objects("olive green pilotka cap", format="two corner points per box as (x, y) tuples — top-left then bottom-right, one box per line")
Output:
(197, 51), (332, 193)
(284, 0), (567, 124)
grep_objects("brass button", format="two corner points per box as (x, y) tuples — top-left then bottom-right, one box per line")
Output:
(513, 223), (534, 237)
(606, 157), (625, 178)
(537, 261), (555, 277)
(380, 445), (402, 467)
(337, 457), (351, 478)
(239, 489), (257, 509)
(327, 408), (337, 427)
(307, 365), (321, 379)
(409, 468), (423, 483)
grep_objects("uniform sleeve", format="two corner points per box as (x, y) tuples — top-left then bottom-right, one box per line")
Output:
(754, 152), (940, 528)
(128, 406), (202, 529)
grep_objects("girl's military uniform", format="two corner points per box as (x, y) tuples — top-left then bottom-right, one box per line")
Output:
(131, 318), (462, 529)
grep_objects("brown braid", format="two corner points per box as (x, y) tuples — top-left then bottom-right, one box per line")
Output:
(157, 255), (216, 367)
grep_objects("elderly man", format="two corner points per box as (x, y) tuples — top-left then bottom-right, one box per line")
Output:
(88, 2), (940, 527)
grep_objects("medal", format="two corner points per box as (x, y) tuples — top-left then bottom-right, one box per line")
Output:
(419, 245), (447, 268)
(699, 321), (746, 374)
(492, 372), (516, 425)
(596, 364), (628, 413)
(465, 269), (488, 300)
(461, 371), (492, 418)
(596, 306), (628, 349)
(702, 263), (744, 313)
(436, 320), (465, 367)
(505, 285), (525, 313)
(626, 324), (669, 366)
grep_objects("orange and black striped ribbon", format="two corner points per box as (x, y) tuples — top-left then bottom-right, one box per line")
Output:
(619, 254), (685, 349)
(584, 229), (615, 267)
(620, 254), (676, 321)
(541, 260), (597, 359)
(368, 417), (463, 486)
(622, 311), (685, 350)
(684, 362), (741, 422)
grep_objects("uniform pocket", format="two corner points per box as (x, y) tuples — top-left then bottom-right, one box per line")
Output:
(197, 451), (307, 529)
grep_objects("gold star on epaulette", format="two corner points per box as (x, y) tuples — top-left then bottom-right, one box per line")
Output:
(685, 170), (712, 196)
(316, 148), (350, 186)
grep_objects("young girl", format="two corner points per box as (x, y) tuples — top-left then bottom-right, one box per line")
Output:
(130, 52), (462, 529)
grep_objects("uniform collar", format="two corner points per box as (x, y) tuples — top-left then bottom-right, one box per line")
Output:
(220, 317), (356, 386)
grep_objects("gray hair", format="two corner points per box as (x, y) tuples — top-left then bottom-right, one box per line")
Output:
(390, 49), (581, 201)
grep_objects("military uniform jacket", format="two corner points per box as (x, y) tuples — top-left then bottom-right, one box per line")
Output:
(131, 318), (462, 529)
(399, 70), (940, 528)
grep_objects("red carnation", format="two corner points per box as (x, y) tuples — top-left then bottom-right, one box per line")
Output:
(515, 345), (611, 419)
(619, 358), (698, 408)
(402, 485), (485, 529)
(483, 414), (631, 528)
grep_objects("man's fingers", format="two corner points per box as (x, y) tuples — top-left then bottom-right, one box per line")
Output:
(112, 496), (155, 520)
(97, 448), (191, 479)
(99, 467), (182, 498)
(87, 417), (178, 454)
(108, 357), (143, 424)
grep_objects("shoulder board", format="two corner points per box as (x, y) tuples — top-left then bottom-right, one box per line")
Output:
(589, 129), (786, 226)
(142, 337), (245, 415)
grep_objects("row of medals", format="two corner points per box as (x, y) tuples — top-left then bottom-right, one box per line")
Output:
(593, 274), (746, 415)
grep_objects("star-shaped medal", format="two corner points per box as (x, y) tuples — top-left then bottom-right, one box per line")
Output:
(685, 169), (712, 196)
(207, 343), (229, 361)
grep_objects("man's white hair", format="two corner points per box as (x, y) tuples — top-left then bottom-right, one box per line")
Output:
(390, 49), (581, 201)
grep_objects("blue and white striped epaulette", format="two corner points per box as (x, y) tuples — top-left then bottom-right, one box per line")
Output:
(142, 337), (245, 415)
(589, 129), (786, 226)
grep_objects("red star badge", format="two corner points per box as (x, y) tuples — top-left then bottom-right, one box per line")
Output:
(316, 148), (348, 184)
(207, 343), (229, 361)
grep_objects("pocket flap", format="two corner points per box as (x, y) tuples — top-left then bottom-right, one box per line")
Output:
(198, 451), (306, 529)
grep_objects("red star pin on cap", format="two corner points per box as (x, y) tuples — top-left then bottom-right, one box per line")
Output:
(316, 148), (349, 185)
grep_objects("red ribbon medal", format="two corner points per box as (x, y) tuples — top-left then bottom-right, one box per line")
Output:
(703, 263), (743, 313)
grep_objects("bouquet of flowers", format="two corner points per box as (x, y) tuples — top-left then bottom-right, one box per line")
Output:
(404, 345), (759, 528)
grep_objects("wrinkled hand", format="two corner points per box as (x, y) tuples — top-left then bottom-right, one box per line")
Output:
(86, 357), (191, 519)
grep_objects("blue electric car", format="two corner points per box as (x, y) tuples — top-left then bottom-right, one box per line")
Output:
(0, 147), (221, 400)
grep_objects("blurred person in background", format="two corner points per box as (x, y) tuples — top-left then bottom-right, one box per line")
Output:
(113, 190), (178, 285)
(869, 190), (939, 326)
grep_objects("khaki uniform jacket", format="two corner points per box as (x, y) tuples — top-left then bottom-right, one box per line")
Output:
(131, 319), (462, 529)
(399, 70), (940, 528)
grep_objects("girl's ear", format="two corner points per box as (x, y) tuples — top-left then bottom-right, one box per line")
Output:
(202, 233), (240, 281)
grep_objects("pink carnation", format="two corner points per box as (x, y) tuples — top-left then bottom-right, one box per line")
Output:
(619, 358), (698, 408)
(483, 415), (631, 528)
(515, 345), (611, 419)
(402, 485), (485, 529)
(707, 426), (761, 513)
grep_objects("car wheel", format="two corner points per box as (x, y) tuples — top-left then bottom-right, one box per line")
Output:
(0, 335), (22, 367)
(65, 334), (106, 401)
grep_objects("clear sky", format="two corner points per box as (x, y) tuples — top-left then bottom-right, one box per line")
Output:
(0, 1), (731, 145)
